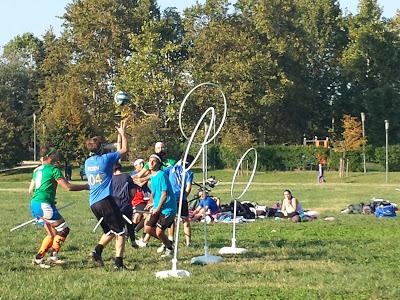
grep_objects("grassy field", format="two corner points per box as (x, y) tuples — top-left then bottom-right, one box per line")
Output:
(0, 169), (399, 299)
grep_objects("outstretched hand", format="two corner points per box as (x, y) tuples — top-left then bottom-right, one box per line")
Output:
(116, 119), (128, 135)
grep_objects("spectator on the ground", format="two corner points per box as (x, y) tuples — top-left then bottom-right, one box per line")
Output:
(275, 189), (304, 222)
(192, 190), (220, 221)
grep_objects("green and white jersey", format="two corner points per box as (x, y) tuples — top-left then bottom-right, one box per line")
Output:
(144, 158), (177, 171)
(31, 164), (64, 204)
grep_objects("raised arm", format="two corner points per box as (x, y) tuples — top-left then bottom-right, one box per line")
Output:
(116, 119), (129, 157)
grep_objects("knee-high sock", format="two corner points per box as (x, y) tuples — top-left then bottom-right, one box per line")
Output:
(38, 236), (53, 257)
(51, 235), (66, 253)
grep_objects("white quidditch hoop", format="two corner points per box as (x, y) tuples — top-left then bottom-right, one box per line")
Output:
(156, 107), (216, 279)
(179, 82), (227, 144)
(219, 148), (258, 255)
(185, 83), (226, 265)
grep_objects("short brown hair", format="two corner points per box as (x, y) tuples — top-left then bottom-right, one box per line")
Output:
(86, 136), (104, 153)
(39, 145), (57, 159)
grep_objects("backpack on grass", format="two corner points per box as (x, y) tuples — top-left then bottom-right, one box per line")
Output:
(374, 203), (397, 218)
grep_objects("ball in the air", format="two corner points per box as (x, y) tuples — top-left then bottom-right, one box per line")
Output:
(114, 91), (130, 106)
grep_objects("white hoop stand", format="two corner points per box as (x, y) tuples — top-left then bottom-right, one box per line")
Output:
(178, 82), (227, 266)
(156, 107), (216, 278)
(190, 127), (223, 265)
(219, 148), (258, 255)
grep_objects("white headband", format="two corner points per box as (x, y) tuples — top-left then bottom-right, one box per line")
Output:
(149, 154), (161, 162)
(133, 159), (144, 166)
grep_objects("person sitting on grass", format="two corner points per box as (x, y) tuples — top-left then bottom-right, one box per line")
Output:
(275, 189), (304, 222)
(191, 190), (220, 222)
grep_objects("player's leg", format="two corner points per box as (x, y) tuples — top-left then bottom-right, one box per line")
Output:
(156, 214), (175, 257)
(31, 202), (56, 266)
(181, 201), (191, 246)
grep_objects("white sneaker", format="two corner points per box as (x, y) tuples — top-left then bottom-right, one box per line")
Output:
(32, 257), (50, 269)
(161, 248), (173, 258)
(136, 238), (147, 248)
(156, 244), (166, 253)
(47, 253), (65, 265)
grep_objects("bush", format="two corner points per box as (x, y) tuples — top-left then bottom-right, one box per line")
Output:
(329, 150), (363, 172)
(374, 145), (400, 171)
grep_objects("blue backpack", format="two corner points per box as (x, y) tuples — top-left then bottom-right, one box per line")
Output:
(374, 204), (397, 218)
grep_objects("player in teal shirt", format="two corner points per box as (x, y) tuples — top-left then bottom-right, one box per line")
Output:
(143, 154), (176, 257)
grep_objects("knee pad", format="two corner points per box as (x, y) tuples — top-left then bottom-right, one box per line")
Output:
(55, 222), (70, 238)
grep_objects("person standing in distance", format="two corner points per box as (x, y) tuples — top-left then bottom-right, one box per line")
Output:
(85, 119), (130, 270)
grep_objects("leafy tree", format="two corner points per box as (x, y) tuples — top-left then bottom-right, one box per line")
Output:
(0, 101), (24, 167)
(118, 9), (186, 130)
(37, 0), (162, 163)
(1, 34), (45, 161)
(339, 0), (400, 145)
(333, 114), (365, 176)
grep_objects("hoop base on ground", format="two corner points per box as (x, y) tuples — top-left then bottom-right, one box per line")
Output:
(219, 246), (248, 255)
(155, 269), (191, 278)
(191, 255), (223, 265)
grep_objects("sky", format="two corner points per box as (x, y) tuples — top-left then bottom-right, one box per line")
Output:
(0, 0), (398, 50)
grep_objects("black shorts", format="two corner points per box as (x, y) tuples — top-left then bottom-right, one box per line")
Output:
(178, 200), (189, 219)
(133, 203), (147, 212)
(146, 213), (175, 230)
(91, 196), (125, 235)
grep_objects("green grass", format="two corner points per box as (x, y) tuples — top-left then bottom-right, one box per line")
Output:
(1, 170), (399, 299)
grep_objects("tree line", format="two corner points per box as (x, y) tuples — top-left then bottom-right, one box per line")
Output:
(0, 0), (399, 168)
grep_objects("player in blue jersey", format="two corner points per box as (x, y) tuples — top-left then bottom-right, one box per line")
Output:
(84, 120), (129, 270)
(143, 154), (177, 257)
(168, 153), (194, 247)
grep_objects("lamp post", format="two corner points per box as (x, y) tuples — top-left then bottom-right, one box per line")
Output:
(33, 113), (37, 161)
(361, 112), (366, 173)
(385, 120), (389, 183)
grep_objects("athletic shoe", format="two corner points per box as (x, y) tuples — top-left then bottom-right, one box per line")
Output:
(131, 241), (139, 248)
(156, 244), (165, 253)
(91, 251), (104, 267)
(114, 264), (128, 271)
(161, 248), (173, 258)
(47, 253), (65, 265)
(136, 238), (147, 248)
(32, 257), (50, 269)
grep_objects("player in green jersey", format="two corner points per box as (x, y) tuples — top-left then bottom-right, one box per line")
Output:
(29, 145), (88, 267)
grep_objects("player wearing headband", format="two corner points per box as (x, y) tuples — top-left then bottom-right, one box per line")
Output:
(143, 154), (177, 257)
(29, 146), (88, 268)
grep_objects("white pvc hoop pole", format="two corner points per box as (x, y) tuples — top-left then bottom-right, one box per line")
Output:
(171, 108), (215, 272)
(202, 133), (209, 257)
(179, 82), (227, 145)
(230, 148), (258, 247)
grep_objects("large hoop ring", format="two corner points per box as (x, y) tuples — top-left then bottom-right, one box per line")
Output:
(230, 148), (258, 200)
(179, 82), (227, 144)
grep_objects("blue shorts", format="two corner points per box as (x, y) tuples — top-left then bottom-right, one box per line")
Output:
(31, 202), (62, 225)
